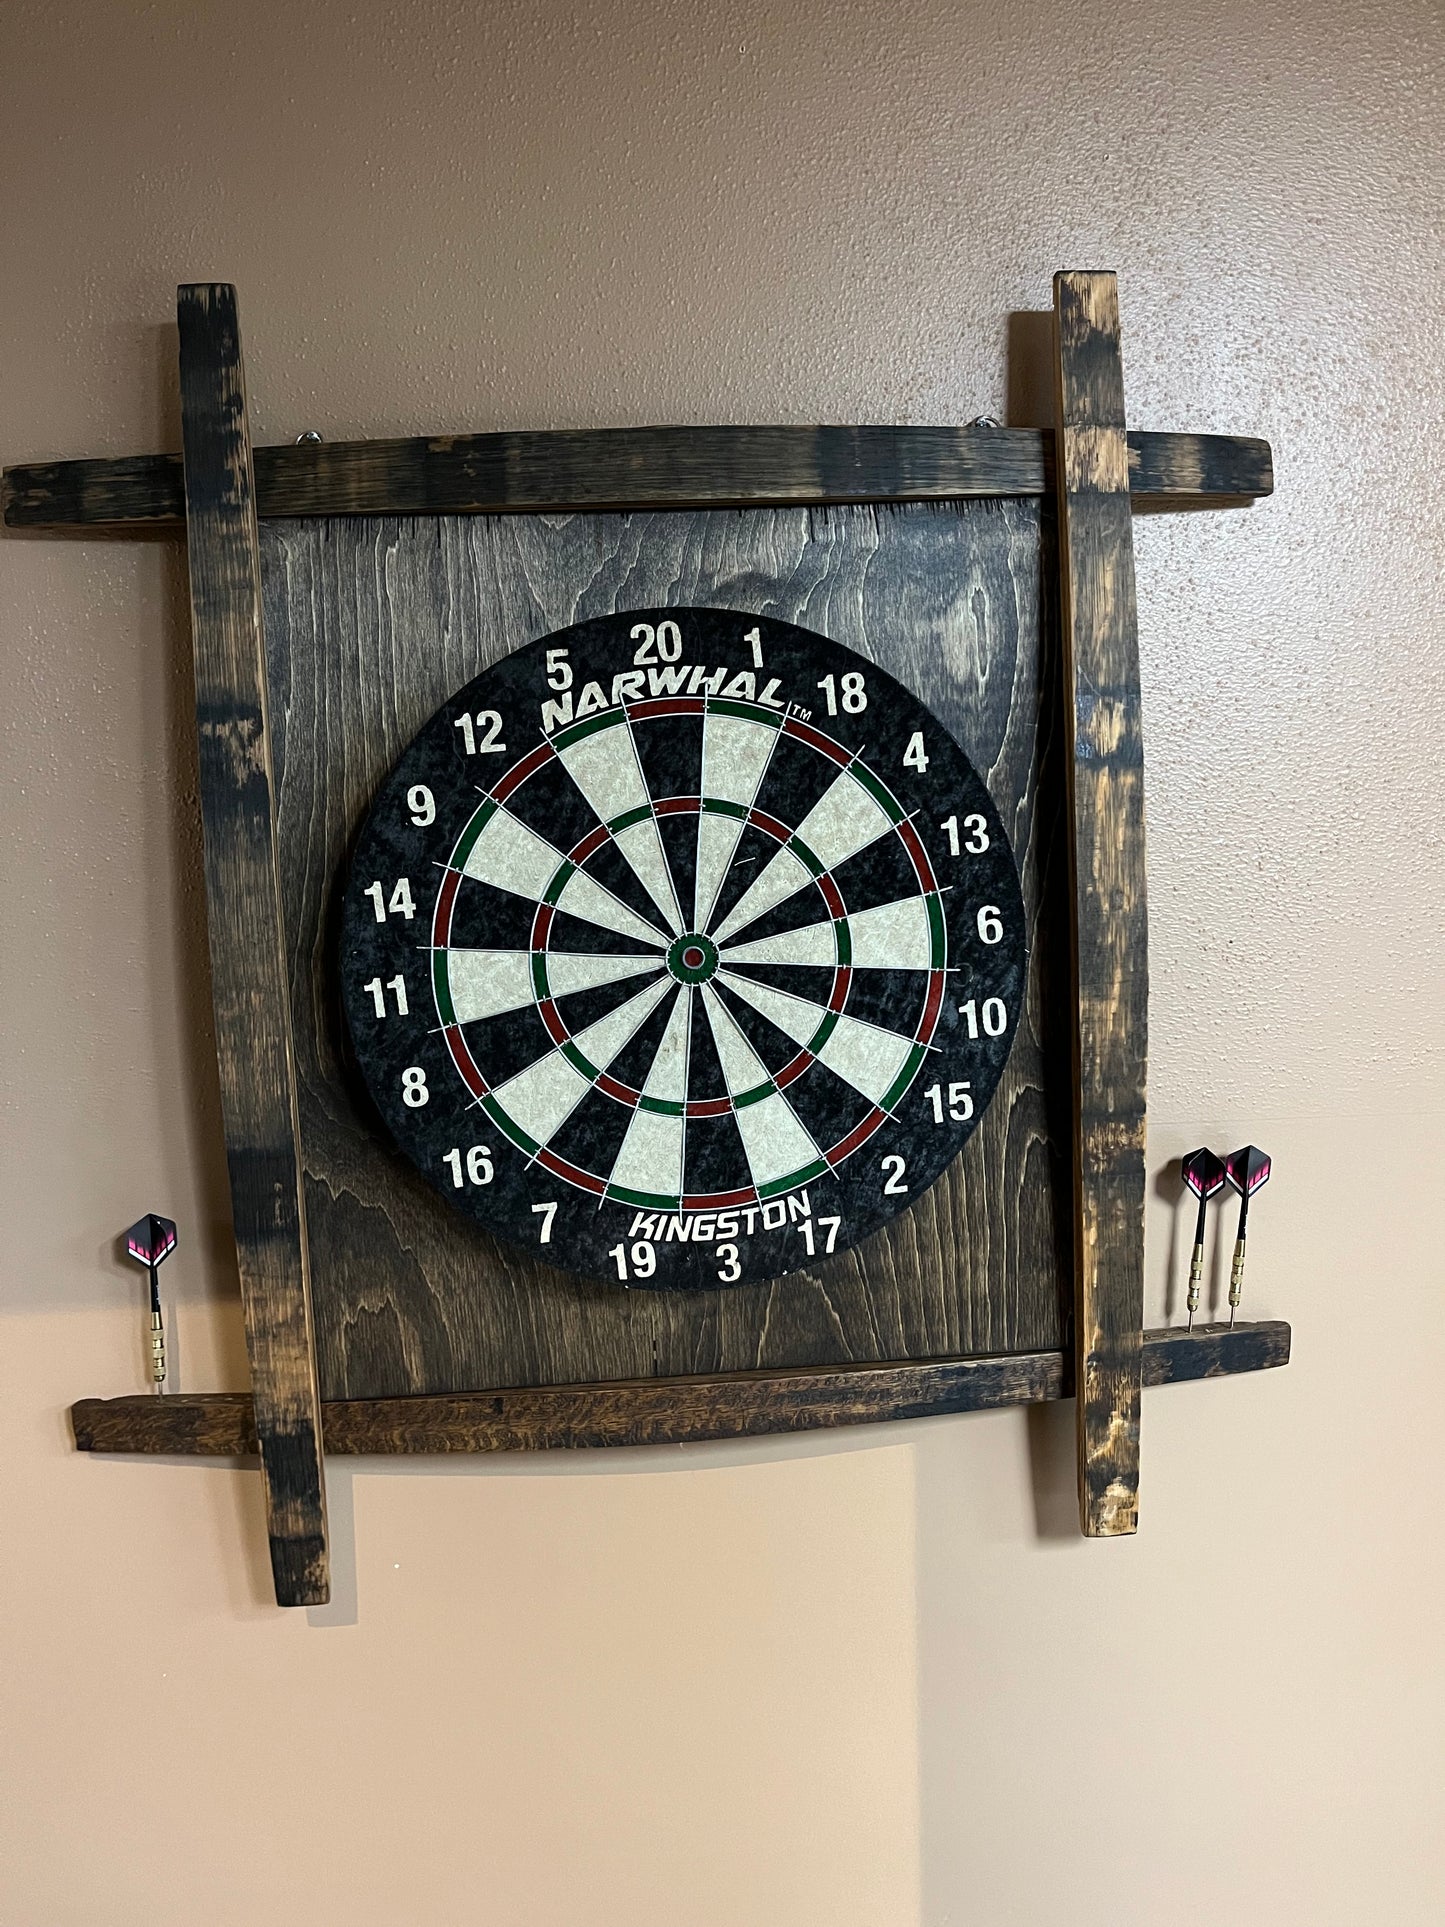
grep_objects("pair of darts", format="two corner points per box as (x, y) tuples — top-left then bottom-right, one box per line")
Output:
(1181, 1147), (1271, 1329)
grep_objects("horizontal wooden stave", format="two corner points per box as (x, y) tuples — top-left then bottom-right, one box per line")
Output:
(4, 425), (1272, 529)
(71, 1320), (1290, 1455)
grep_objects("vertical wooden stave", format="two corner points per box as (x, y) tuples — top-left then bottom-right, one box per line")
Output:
(177, 284), (329, 1603)
(1051, 271), (1149, 1536)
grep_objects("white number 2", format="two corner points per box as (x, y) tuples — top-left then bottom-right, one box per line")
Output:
(881, 1155), (908, 1195)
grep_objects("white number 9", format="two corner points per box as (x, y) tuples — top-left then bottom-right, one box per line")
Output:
(407, 784), (436, 826)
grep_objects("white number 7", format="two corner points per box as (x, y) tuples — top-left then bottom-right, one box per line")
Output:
(531, 1201), (557, 1244)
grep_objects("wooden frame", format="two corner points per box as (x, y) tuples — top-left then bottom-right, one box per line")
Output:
(1052, 270), (1149, 1536)
(3, 274), (1288, 1605)
(174, 286), (328, 1603)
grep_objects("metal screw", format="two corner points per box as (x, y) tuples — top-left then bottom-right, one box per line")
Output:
(296, 430), (322, 444)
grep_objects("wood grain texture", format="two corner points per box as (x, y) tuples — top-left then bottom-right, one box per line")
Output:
(2, 427), (1273, 529)
(176, 284), (329, 1606)
(1052, 270), (1149, 1538)
(69, 1321), (1292, 1456)
(260, 500), (1073, 1400)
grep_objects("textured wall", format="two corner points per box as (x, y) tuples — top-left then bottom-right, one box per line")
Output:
(1, 3), (1441, 1923)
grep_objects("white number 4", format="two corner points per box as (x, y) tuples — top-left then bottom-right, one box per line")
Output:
(924, 1081), (974, 1123)
(904, 731), (929, 773)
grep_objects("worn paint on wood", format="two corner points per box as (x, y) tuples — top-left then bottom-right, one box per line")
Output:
(177, 283), (329, 1606)
(1052, 269), (1149, 1537)
(2, 426), (1273, 529)
(70, 1320), (1291, 1456)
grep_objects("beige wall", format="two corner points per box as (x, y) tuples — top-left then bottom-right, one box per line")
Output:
(3, 2), (1442, 1921)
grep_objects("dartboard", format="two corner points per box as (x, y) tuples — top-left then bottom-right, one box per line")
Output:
(340, 608), (1026, 1289)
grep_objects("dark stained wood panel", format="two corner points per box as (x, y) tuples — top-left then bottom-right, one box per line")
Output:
(1052, 270), (1149, 1538)
(176, 284), (329, 1605)
(70, 1321), (1292, 1456)
(259, 499), (1073, 1401)
(3, 426), (1273, 529)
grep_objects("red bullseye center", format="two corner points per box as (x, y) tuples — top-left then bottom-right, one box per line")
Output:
(667, 933), (719, 983)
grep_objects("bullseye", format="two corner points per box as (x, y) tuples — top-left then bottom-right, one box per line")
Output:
(666, 932), (719, 984)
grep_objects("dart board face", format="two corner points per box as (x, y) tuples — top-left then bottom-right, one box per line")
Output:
(340, 608), (1026, 1290)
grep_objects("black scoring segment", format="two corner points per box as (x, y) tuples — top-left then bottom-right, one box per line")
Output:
(712, 980), (809, 1075)
(546, 1081), (635, 1183)
(503, 754), (599, 855)
(829, 834), (920, 914)
(547, 969), (667, 1042)
(774, 1052), (869, 1152)
(577, 837), (677, 938)
(685, 992), (728, 1102)
(683, 1107), (750, 1202)
(749, 728), (843, 834)
(842, 968), (930, 1036)
(447, 878), (541, 952)
(605, 983), (684, 1093)
(457, 1003), (555, 1088)
(720, 961), (837, 1010)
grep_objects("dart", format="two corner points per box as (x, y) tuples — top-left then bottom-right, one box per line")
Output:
(1223, 1147), (1271, 1326)
(1180, 1148), (1226, 1330)
(124, 1214), (177, 1391)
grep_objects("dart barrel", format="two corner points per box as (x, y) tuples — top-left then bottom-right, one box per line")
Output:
(1229, 1236), (1247, 1312)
